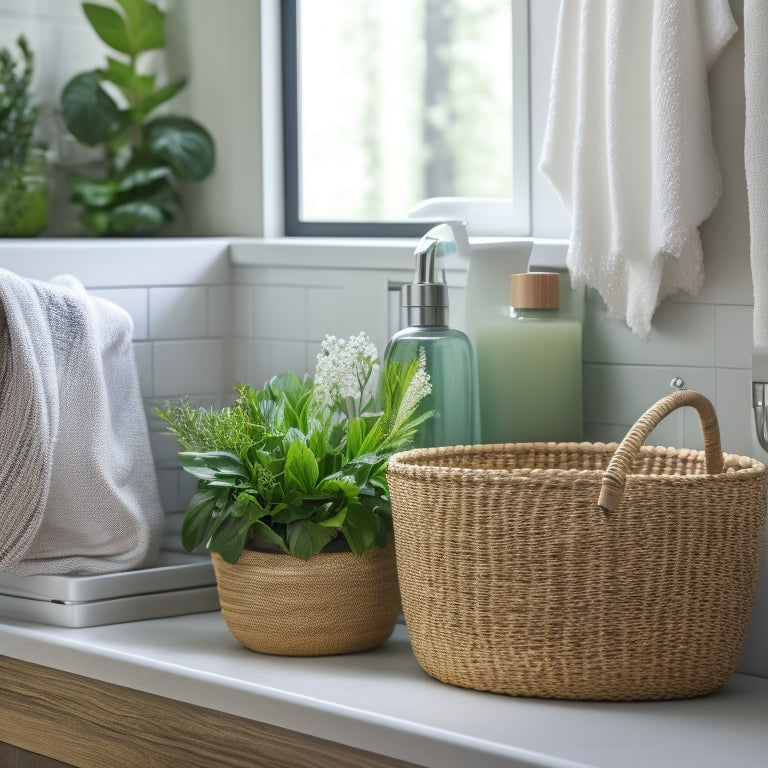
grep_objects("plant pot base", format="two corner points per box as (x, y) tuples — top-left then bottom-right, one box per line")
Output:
(212, 541), (401, 656)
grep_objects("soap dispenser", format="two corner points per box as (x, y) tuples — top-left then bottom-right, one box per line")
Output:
(475, 271), (582, 444)
(383, 224), (477, 448)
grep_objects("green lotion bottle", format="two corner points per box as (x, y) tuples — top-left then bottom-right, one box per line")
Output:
(476, 271), (582, 444)
(383, 225), (478, 448)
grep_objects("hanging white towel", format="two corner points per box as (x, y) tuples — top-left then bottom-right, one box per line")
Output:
(0, 270), (164, 575)
(540, 0), (736, 340)
(745, 0), (768, 348)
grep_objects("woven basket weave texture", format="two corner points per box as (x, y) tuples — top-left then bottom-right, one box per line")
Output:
(212, 539), (401, 656)
(387, 391), (767, 700)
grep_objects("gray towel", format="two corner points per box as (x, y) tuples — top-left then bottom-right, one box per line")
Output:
(0, 270), (163, 575)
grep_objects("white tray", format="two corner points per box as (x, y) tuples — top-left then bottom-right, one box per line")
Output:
(0, 551), (220, 627)
(0, 550), (214, 601)
(0, 585), (220, 628)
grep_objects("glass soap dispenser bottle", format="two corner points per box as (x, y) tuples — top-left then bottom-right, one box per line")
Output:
(476, 271), (582, 444)
(383, 225), (477, 448)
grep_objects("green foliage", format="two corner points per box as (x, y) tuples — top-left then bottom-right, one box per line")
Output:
(0, 36), (49, 236)
(61, 0), (215, 235)
(158, 336), (433, 564)
(0, 35), (39, 175)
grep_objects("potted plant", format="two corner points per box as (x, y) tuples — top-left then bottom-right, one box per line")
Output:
(0, 35), (49, 237)
(158, 332), (433, 656)
(60, 0), (215, 235)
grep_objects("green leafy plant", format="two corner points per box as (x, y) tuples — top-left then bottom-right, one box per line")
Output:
(60, 0), (215, 235)
(0, 35), (49, 236)
(158, 333), (433, 564)
(0, 35), (38, 174)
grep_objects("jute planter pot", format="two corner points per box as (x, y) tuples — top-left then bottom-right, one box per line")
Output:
(211, 539), (401, 656)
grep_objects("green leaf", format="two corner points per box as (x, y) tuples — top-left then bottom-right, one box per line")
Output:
(107, 200), (164, 234)
(80, 208), (111, 235)
(180, 489), (217, 552)
(102, 56), (153, 93)
(208, 511), (253, 564)
(114, 0), (165, 53)
(144, 115), (215, 180)
(68, 174), (120, 208)
(341, 502), (378, 555)
(317, 506), (347, 528)
(269, 501), (310, 525)
(287, 519), (335, 560)
(142, 178), (181, 216)
(284, 440), (319, 494)
(179, 451), (249, 479)
(138, 79), (186, 118)
(82, 3), (132, 54)
(116, 164), (173, 192)
(317, 476), (359, 501)
(345, 417), (365, 458)
(247, 520), (288, 552)
(229, 491), (255, 519)
(61, 71), (128, 146)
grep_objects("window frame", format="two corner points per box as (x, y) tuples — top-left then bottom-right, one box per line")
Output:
(280, 0), (531, 238)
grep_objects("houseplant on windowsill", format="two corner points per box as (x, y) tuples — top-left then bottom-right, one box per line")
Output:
(0, 35), (49, 237)
(60, 0), (215, 235)
(158, 332), (432, 656)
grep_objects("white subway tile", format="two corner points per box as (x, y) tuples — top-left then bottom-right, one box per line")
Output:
(232, 284), (251, 337)
(152, 339), (232, 397)
(132, 341), (153, 398)
(90, 288), (149, 340)
(36, 0), (84, 20)
(248, 285), (306, 340)
(448, 285), (468, 334)
(306, 341), (323, 374)
(163, 511), (185, 537)
(715, 305), (753, 369)
(583, 364), (715, 448)
(583, 291), (716, 367)
(241, 339), (307, 388)
(150, 431), (184, 470)
(155, 469), (180, 514)
(149, 286), (208, 339)
(306, 286), (344, 340)
(177, 471), (199, 510)
(715, 368), (755, 457)
(208, 284), (234, 338)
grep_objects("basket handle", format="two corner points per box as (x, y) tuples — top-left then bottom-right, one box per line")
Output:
(598, 390), (723, 513)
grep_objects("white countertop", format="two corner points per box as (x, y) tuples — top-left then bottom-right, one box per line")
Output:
(0, 612), (767, 768)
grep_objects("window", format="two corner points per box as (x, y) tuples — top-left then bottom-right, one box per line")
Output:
(281, 0), (530, 237)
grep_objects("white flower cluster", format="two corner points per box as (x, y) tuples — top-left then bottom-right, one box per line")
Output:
(396, 346), (432, 425)
(313, 332), (380, 415)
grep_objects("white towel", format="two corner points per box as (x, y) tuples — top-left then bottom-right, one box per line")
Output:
(0, 270), (164, 575)
(540, 0), (736, 340)
(745, 0), (768, 348)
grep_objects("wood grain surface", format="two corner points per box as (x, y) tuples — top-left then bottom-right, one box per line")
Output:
(0, 655), (422, 768)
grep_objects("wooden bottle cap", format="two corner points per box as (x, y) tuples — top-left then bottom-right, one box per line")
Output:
(509, 272), (560, 309)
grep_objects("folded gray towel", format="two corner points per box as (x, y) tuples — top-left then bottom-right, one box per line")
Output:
(0, 270), (163, 575)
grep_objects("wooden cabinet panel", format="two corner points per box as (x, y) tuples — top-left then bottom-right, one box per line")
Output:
(0, 656), (421, 768)
(0, 742), (74, 768)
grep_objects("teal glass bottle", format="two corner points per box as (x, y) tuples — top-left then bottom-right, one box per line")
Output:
(383, 225), (478, 448)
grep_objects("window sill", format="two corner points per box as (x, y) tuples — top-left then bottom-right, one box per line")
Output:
(229, 236), (561, 273)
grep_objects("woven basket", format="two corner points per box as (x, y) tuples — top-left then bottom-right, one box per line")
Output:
(212, 540), (401, 656)
(387, 390), (767, 701)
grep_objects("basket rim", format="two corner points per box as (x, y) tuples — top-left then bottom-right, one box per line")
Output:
(386, 442), (767, 481)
